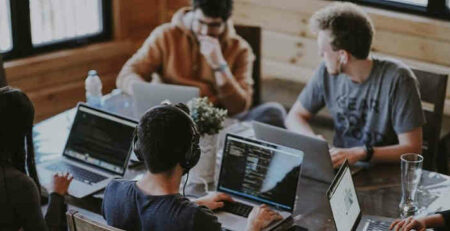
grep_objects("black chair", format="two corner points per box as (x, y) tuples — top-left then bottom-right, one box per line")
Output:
(413, 69), (448, 172)
(234, 25), (261, 107)
(0, 53), (7, 87)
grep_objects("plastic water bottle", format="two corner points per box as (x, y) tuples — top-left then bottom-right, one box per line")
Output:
(85, 70), (103, 108)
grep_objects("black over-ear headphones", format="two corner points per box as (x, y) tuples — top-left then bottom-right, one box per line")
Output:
(133, 104), (201, 174)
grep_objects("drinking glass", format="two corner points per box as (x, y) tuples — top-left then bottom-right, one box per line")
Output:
(399, 153), (423, 218)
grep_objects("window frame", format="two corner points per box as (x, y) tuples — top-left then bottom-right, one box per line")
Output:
(2, 0), (112, 61)
(342, 0), (450, 20)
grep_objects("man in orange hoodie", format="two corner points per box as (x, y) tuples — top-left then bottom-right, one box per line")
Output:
(117, 0), (285, 126)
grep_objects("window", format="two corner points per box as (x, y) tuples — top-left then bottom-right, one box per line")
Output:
(0, 0), (12, 52)
(1, 0), (111, 60)
(348, 0), (450, 20)
(387, 0), (426, 7)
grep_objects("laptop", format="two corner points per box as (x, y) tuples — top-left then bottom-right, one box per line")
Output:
(215, 134), (304, 231)
(132, 82), (199, 118)
(327, 160), (394, 231)
(37, 103), (137, 198)
(252, 121), (334, 183)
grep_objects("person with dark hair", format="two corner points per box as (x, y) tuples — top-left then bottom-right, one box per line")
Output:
(390, 210), (450, 230)
(285, 2), (424, 168)
(0, 86), (73, 231)
(102, 103), (282, 231)
(116, 0), (286, 127)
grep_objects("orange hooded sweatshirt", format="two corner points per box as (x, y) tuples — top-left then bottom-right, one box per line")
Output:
(116, 7), (255, 115)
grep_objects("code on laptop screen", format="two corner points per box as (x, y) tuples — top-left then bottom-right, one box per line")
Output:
(64, 106), (137, 175)
(218, 135), (304, 211)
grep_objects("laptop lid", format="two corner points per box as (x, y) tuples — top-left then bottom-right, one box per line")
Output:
(62, 103), (137, 176)
(132, 82), (199, 118)
(252, 121), (334, 183)
(217, 134), (304, 213)
(327, 160), (362, 231)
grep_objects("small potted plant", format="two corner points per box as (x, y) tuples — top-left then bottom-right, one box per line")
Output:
(187, 97), (227, 184)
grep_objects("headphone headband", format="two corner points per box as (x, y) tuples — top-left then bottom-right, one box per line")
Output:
(133, 103), (201, 174)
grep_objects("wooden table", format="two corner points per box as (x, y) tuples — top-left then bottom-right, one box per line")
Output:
(35, 95), (450, 230)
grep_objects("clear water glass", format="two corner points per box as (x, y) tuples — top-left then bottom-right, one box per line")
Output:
(399, 153), (423, 218)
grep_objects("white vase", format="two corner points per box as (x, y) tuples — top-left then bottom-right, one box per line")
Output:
(188, 134), (218, 184)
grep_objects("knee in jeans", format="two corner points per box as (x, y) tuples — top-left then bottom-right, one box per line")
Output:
(259, 102), (287, 117)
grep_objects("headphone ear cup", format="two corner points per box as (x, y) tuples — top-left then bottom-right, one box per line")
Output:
(180, 131), (201, 172)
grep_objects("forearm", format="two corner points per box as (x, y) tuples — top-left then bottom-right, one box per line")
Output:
(285, 112), (316, 137)
(45, 193), (67, 230)
(370, 143), (421, 163)
(215, 70), (252, 115)
(419, 214), (446, 228)
(116, 71), (146, 95)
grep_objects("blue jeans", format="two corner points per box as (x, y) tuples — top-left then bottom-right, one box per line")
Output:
(234, 102), (286, 128)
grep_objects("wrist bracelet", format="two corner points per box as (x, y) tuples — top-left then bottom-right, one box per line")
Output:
(364, 144), (374, 162)
(212, 63), (228, 72)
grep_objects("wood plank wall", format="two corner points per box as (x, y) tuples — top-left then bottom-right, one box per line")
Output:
(4, 0), (450, 122)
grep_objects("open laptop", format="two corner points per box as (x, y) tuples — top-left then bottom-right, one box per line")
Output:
(253, 121), (334, 183)
(327, 160), (394, 231)
(132, 82), (199, 119)
(37, 103), (137, 198)
(215, 134), (304, 231)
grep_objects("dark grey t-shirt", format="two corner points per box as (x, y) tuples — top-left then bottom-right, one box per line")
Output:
(102, 180), (222, 231)
(299, 58), (425, 148)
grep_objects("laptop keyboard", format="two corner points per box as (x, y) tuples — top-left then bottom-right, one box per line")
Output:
(45, 162), (107, 184)
(219, 201), (253, 218)
(365, 219), (391, 231)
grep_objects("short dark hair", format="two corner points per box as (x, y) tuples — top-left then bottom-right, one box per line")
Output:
(136, 104), (194, 174)
(192, 0), (233, 21)
(310, 2), (375, 59)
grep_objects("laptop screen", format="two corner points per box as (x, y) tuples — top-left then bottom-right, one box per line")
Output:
(218, 134), (304, 212)
(327, 161), (361, 231)
(63, 105), (137, 175)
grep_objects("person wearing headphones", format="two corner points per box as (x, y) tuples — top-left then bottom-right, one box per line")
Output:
(285, 3), (424, 168)
(101, 103), (282, 231)
(0, 86), (73, 231)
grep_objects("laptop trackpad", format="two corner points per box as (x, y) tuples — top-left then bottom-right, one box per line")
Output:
(216, 211), (248, 231)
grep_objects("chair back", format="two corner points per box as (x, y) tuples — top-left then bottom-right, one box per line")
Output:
(234, 25), (261, 107)
(66, 210), (125, 231)
(413, 69), (448, 171)
(0, 54), (7, 87)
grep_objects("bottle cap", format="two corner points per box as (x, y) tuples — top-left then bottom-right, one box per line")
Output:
(88, 70), (98, 76)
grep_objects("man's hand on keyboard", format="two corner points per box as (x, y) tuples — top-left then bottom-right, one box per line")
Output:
(390, 217), (426, 231)
(48, 172), (73, 196)
(194, 192), (234, 210)
(247, 204), (283, 231)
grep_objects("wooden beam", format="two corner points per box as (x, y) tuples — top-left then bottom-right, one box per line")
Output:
(9, 56), (128, 92)
(5, 41), (133, 81)
(29, 73), (117, 122)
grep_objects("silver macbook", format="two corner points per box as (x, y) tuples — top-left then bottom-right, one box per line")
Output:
(327, 160), (394, 231)
(215, 134), (304, 231)
(37, 103), (137, 198)
(252, 121), (335, 183)
(132, 82), (199, 119)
